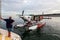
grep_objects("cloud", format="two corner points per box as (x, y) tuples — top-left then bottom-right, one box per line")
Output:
(1, 0), (60, 15)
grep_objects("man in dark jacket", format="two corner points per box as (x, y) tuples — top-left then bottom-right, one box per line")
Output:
(0, 16), (14, 37)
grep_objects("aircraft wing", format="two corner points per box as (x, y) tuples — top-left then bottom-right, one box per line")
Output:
(30, 14), (60, 17)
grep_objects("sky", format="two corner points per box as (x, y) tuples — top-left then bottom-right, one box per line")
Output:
(1, 0), (60, 16)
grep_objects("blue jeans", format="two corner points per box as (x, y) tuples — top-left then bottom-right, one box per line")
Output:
(7, 28), (12, 32)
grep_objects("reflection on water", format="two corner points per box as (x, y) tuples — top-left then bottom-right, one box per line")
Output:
(41, 17), (60, 33)
(41, 17), (60, 38)
(1, 16), (60, 40)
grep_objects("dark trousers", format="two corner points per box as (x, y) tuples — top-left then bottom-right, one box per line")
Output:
(7, 28), (12, 37)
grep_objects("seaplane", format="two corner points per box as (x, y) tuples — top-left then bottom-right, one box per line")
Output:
(14, 10), (60, 34)
(14, 10), (51, 32)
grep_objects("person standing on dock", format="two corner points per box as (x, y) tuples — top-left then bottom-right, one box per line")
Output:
(0, 16), (14, 37)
